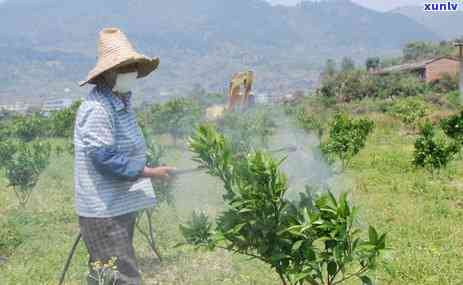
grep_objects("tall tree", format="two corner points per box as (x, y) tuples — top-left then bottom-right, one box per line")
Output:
(340, 57), (355, 72)
(365, 57), (380, 71)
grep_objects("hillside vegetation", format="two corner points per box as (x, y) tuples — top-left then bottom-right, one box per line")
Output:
(0, 0), (438, 103)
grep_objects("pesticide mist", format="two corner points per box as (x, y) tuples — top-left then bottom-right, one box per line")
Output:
(160, 105), (335, 218)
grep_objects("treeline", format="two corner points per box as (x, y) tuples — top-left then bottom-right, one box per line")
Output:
(318, 40), (459, 103)
(0, 101), (81, 142)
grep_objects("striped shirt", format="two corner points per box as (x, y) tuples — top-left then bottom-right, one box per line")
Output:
(74, 86), (156, 218)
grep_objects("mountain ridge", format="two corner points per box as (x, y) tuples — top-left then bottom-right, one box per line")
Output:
(392, 5), (463, 40)
(0, 0), (438, 104)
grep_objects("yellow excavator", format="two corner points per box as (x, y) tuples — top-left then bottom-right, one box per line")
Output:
(228, 70), (255, 111)
(206, 71), (255, 120)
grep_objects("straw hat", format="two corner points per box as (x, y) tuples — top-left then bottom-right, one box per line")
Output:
(79, 28), (160, 86)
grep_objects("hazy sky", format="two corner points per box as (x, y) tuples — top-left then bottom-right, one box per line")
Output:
(268, 0), (425, 11)
(0, 0), (424, 11)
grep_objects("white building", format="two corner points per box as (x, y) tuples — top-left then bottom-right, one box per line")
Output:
(0, 102), (30, 113)
(42, 98), (73, 113)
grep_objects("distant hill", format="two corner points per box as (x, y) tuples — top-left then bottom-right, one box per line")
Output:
(0, 0), (438, 105)
(392, 5), (463, 40)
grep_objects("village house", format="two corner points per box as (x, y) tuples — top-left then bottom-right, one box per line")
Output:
(374, 56), (460, 83)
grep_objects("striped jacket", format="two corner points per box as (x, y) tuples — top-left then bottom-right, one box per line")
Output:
(74, 86), (156, 218)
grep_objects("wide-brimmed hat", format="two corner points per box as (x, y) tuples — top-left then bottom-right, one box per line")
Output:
(79, 28), (160, 86)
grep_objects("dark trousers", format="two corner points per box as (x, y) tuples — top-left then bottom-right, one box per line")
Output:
(79, 213), (141, 285)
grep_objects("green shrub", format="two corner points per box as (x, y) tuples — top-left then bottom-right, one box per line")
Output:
(319, 70), (377, 102)
(321, 113), (375, 170)
(4, 141), (52, 207)
(366, 57), (381, 71)
(0, 140), (17, 167)
(403, 41), (455, 61)
(413, 122), (460, 174)
(444, 91), (462, 108)
(7, 113), (49, 142)
(294, 106), (324, 139)
(387, 97), (428, 125)
(145, 140), (174, 206)
(430, 73), (459, 94)
(318, 69), (426, 102)
(182, 125), (386, 285)
(217, 108), (276, 153)
(148, 98), (201, 146)
(49, 101), (81, 138)
(440, 110), (463, 142)
(376, 74), (425, 99)
(252, 109), (277, 147)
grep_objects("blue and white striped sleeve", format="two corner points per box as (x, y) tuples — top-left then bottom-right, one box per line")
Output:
(78, 103), (145, 181)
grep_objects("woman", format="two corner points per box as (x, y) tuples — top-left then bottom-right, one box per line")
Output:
(75, 27), (175, 284)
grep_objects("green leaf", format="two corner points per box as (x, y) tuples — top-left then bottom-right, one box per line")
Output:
(302, 247), (316, 261)
(270, 254), (289, 263)
(377, 233), (387, 250)
(368, 226), (378, 244)
(292, 240), (304, 253)
(359, 275), (373, 285)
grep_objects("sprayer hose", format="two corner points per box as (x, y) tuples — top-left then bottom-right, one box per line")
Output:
(58, 233), (82, 285)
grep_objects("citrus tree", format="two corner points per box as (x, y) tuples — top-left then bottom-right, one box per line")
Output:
(135, 139), (175, 261)
(387, 97), (428, 126)
(294, 106), (324, 140)
(440, 110), (463, 143)
(0, 140), (17, 167)
(149, 98), (201, 146)
(217, 108), (276, 153)
(2, 141), (52, 207)
(49, 101), (81, 138)
(7, 113), (49, 142)
(413, 122), (460, 174)
(145, 140), (174, 206)
(321, 114), (374, 171)
(180, 125), (386, 285)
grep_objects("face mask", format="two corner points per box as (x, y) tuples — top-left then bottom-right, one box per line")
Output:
(112, 72), (138, 94)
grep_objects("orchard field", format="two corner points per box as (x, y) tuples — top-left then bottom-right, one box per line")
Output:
(2, 68), (463, 284)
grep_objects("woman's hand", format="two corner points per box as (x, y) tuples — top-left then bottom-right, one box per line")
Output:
(142, 166), (177, 179)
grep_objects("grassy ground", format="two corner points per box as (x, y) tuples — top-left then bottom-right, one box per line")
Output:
(1, 98), (463, 284)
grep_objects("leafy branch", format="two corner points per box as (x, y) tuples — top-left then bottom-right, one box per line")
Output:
(179, 125), (385, 285)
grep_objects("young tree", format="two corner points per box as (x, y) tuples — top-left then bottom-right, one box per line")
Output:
(365, 57), (380, 72)
(294, 106), (324, 140)
(3, 141), (52, 207)
(321, 114), (375, 171)
(145, 140), (174, 205)
(413, 122), (461, 174)
(387, 97), (428, 126)
(149, 98), (201, 146)
(322, 59), (337, 79)
(318, 70), (378, 102)
(135, 139), (174, 261)
(440, 110), (463, 143)
(180, 125), (386, 285)
(7, 113), (49, 142)
(217, 108), (276, 153)
(403, 41), (454, 61)
(340, 57), (355, 72)
(49, 101), (81, 138)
